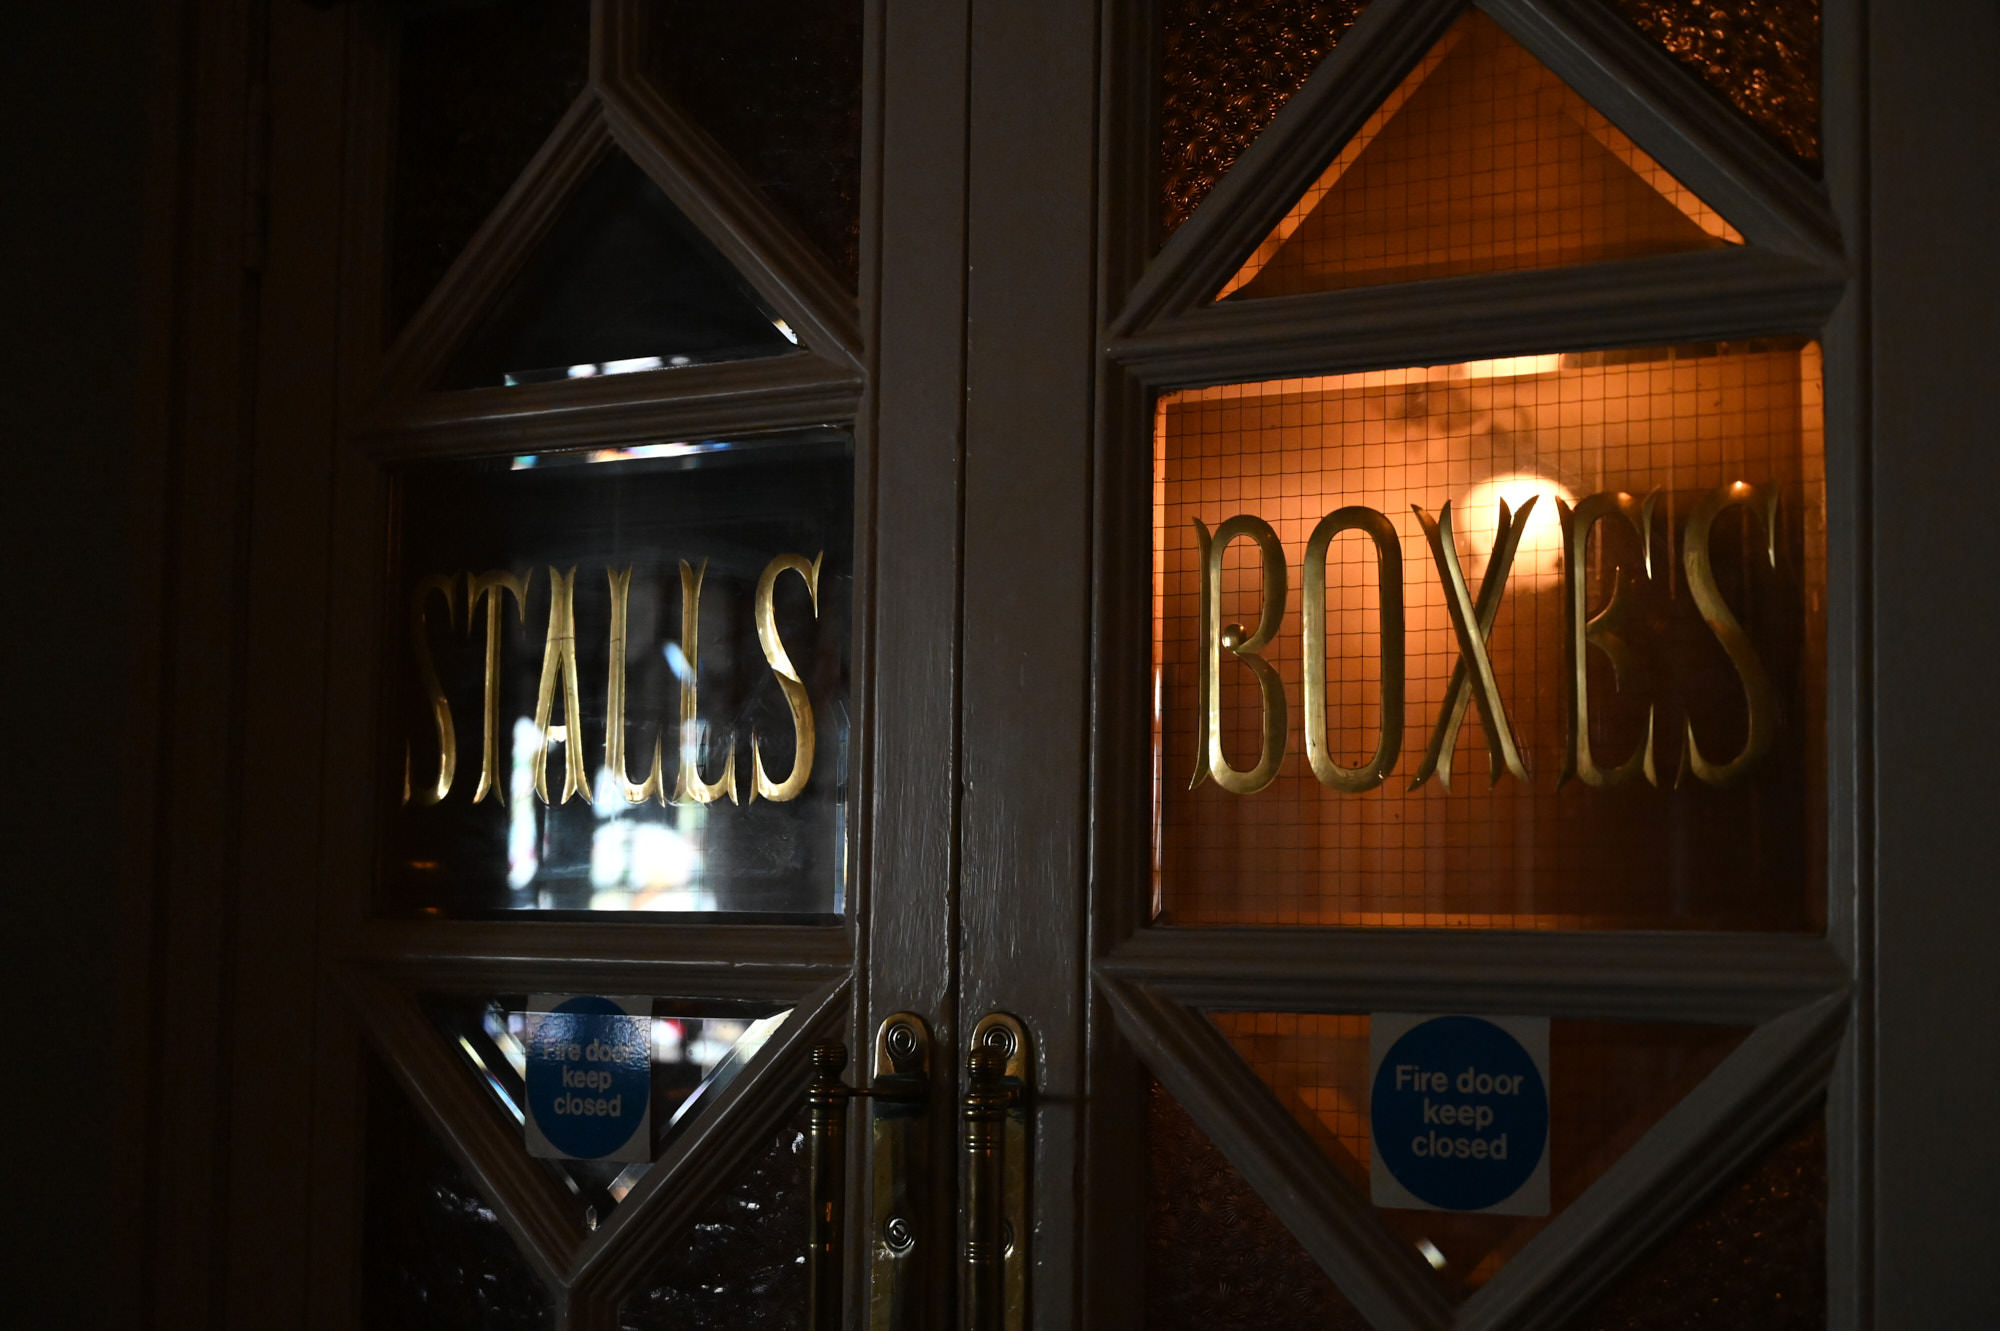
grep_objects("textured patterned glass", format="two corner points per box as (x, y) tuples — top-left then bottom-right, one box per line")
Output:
(363, 1054), (555, 1330)
(1146, 1079), (1369, 1330)
(1597, 0), (1820, 167)
(1158, 0), (1370, 242)
(390, 0), (591, 333)
(441, 153), (799, 390)
(390, 431), (852, 917)
(1153, 342), (1825, 929)
(1564, 1113), (1826, 1328)
(1220, 10), (1738, 301)
(619, 1114), (811, 1329)
(644, 0), (865, 286)
(1212, 1014), (1747, 1300)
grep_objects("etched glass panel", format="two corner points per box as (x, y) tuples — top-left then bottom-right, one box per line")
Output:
(642, 0), (865, 287)
(390, 0), (591, 333)
(619, 1112), (812, 1329)
(390, 430), (852, 917)
(1211, 1014), (1747, 1300)
(1158, 0), (1371, 243)
(441, 153), (799, 390)
(1153, 342), (1825, 929)
(1564, 1112), (1826, 1328)
(363, 1053), (556, 1329)
(1596, 0), (1820, 167)
(1146, 1078), (1369, 1330)
(429, 993), (790, 1230)
(1220, 10), (1738, 301)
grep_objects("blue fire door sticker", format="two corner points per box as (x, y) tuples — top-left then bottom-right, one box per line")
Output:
(525, 994), (652, 1162)
(1369, 1014), (1550, 1215)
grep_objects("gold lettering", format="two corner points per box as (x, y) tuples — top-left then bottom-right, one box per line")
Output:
(531, 566), (591, 805)
(604, 566), (666, 804)
(674, 558), (738, 805)
(467, 570), (530, 804)
(750, 552), (822, 803)
(1302, 507), (1403, 792)
(1191, 516), (1288, 794)
(408, 573), (458, 805)
(1410, 499), (1534, 789)
(1681, 481), (1780, 787)
(1558, 493), (1655, 787)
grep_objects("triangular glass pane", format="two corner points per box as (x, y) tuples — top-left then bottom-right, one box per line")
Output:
(364, 1051), (556, 1329)
(619, 1108), (811, 1328)
(1563, 1112), (1826, 1329)
(442, 152), (800, 390)
(1594, 0), (1820, 168)
(1210, 1012), (1748, 1302)
(430, 993), (791, 1231)
(1158, 0), (1373, 244)
(642, 0), (865, 287)
(390, 0), (592, 334)
(1146, 1078), (1372, 1330)
(1220, 9), (1740, 301)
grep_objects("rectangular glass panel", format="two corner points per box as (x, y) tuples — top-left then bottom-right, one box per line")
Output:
(1153, 342), (1825, 929)
(390, 429), (852, 917)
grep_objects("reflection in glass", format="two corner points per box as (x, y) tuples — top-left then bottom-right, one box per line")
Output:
(431, 994), (790, 1231)
(392, 431), (852, 917)
(1220, 10), (1737, 302)
(441, 152), (799, 390)
(1146, 1078), (1369, 1330)
(1210, 1012), (1747, 1301)
(1153, 342), (1825, 929)
(619, 1112), (812, 1329)
(363, 1052), (556, 1329)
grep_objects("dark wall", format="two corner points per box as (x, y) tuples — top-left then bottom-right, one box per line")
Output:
(1872, 0), (2000, 1322)
(2, 8), (151, 1328)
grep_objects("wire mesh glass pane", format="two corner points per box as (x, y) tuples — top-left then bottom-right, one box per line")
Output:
(1211, 1013), (1748, 1301)
(1153, 342), (1825, 929)
(1220, 10), (1738, 301)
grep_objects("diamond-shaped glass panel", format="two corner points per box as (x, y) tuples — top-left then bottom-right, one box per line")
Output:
(1562, 1112), (1826, 1328)
(1596, 0), (1819, 167)
(441, 152), (799, 390)
(620, 1109), (812, 1328)
(1220, 9), (1739, 301)
(364, 1051), (556, 1328)
(1210, 1012), (1748, 1301)
(431, 994), (791, 1231)
(390, 0), (591, 333)
(1147, 1077), (1370, 1330)
(1157, 0), (1372, 243)
(642, 0), (864, 287)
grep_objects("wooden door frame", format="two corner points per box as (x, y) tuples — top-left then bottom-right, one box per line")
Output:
(115, 0), (1999, 1327)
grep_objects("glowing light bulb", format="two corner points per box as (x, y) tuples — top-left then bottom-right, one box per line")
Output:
(1457, 471), (1575, 588)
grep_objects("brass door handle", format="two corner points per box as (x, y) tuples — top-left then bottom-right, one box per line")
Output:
(963, 1013), (1031, 1331)
(804, 1015), (932, 1331)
